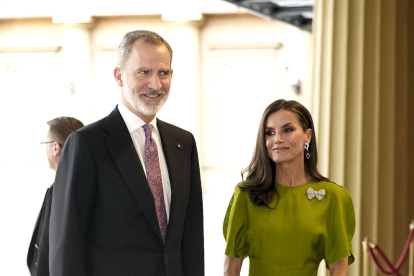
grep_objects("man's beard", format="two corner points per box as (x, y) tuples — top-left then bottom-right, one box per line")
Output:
(123, 88), (168, 117)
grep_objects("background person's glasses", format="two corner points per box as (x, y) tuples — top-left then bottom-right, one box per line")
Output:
(40, 141), (55, 150)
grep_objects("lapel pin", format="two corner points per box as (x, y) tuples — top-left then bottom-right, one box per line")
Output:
(177, 144), (181, 148)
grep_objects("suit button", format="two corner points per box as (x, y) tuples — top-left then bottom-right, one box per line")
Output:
(35, 244), (39, 249)
(35, 262), (37, 266)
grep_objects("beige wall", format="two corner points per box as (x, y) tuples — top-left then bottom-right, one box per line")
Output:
(201, 14), (313, 195)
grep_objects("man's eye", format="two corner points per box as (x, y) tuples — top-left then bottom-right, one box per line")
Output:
(160, 71), (170, 76)
(139, 71), (148, 74)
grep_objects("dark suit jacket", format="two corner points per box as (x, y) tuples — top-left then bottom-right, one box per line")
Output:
(28, 185), (53, 276)
(49, 106), (204, 276)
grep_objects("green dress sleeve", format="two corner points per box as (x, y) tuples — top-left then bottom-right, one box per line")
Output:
(324, 186), (356, 269)
(223, 187), (249, 259)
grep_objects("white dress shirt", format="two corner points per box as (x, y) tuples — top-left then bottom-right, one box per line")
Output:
(118, 103), (171, 221)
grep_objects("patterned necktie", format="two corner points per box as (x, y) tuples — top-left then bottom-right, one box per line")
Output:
(142, 124), (168, 244)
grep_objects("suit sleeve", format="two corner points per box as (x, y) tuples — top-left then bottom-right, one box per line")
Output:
(181, 135), (205, 275)
(49, 132), (97, 276)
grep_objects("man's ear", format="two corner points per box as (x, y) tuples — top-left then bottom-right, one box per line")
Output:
(114, 67), (124, 87)
(53, 142), (62, 157)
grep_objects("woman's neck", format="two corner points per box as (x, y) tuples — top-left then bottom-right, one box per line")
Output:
(275, 161), (309, 187)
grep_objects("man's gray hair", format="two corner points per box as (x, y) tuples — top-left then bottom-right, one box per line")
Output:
(117, 30), (173, 70)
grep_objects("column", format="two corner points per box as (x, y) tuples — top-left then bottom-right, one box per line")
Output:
(161, 6), (203, 151)
(53, 14), (94, 123)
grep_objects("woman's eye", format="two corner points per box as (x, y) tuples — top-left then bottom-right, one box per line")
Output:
(284, 128), (293, 132)
(265, 131), (275, 136)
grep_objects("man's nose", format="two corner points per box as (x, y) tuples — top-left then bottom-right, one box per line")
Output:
(148, 74), (162, 90)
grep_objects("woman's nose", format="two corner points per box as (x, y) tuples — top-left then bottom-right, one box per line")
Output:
(275, 132), (283, 144)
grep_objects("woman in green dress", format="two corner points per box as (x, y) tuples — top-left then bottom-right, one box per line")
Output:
(223, 100), (355, 276)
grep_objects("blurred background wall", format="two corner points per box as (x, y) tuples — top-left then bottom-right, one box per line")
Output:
(0, 0), (412, 275)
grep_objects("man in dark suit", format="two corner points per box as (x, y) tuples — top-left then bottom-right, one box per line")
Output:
(49, 30), (204, 276)
(27, 117), (84, 276)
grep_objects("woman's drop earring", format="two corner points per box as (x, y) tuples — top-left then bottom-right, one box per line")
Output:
(304, 143), (310, 159)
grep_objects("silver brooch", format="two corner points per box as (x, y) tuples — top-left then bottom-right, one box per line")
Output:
(307, 188), (326, 200)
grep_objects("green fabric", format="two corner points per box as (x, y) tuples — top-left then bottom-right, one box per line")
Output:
(223, 179), (355, 276)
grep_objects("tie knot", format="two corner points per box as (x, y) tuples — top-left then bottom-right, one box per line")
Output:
(142, 124), (153, 137)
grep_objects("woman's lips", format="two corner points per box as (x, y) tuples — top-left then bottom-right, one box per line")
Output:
(273, 147), (289, 152)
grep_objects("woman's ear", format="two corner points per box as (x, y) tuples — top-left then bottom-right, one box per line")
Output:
(306, 128), (312, 144)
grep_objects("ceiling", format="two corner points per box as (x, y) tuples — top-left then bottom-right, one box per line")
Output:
(222, 0), (314, 32)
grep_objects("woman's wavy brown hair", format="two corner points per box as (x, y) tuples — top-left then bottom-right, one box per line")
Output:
(239, 99), (328, 208)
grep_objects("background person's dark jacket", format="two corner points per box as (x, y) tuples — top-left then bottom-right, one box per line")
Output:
(28, 185), (53, 276)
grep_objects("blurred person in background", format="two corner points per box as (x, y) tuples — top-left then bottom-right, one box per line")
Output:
(223, 99), (355, 276)
(27, 117), (84, 276)
(49, 30), (204, 276)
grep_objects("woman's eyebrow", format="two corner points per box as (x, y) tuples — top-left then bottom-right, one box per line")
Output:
(281, 122), (293, 127)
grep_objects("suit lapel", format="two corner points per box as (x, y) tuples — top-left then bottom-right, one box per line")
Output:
(157, 120), (190, 246)
(103, 107), (162, 243)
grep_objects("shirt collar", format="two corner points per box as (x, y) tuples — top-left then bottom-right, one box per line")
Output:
(118, 102), (158, 134)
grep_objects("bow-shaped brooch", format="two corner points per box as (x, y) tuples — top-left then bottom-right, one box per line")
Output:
(306, 188), (326, 200)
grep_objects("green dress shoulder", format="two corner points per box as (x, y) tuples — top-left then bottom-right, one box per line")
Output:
(223, 179), (355, 276)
